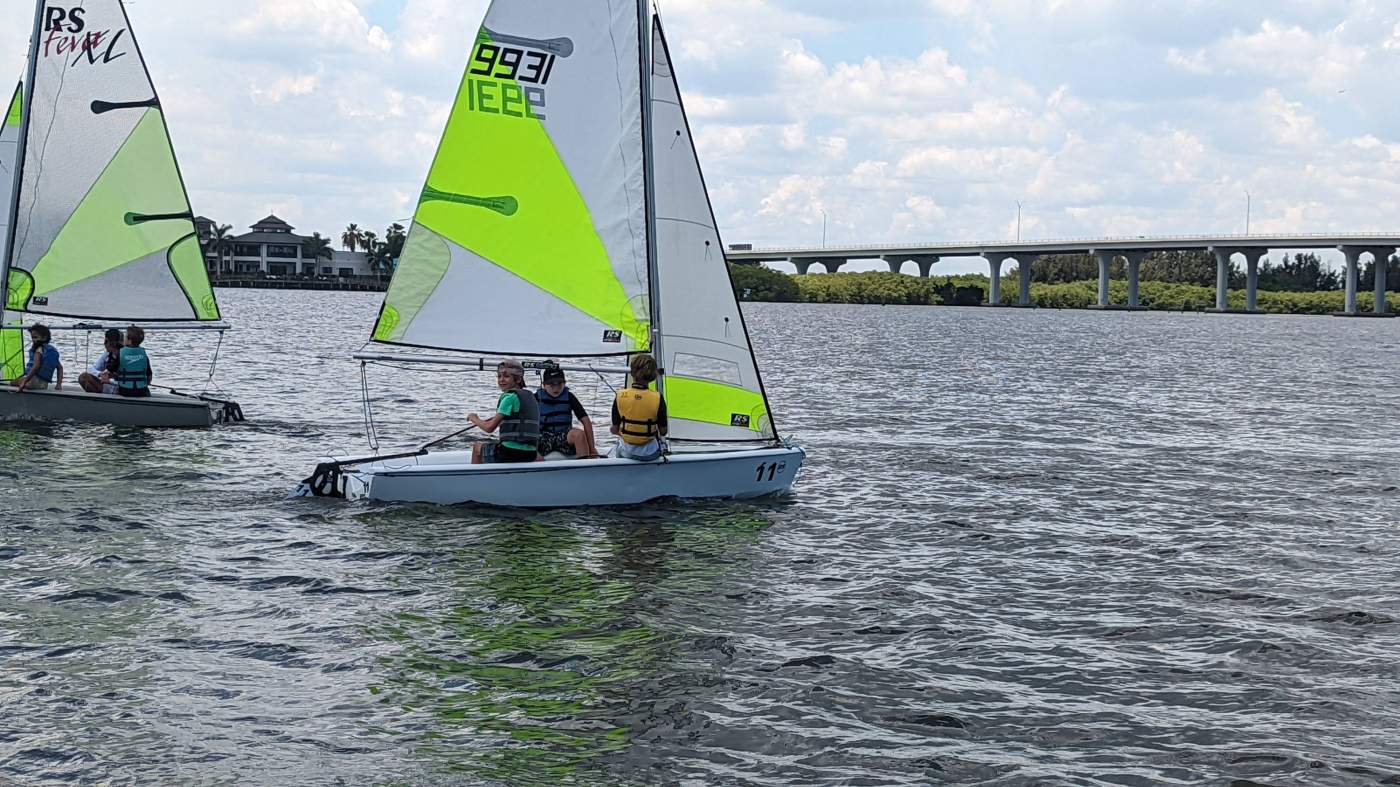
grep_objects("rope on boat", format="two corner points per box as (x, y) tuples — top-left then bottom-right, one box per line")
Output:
(298, 424), (480, 499)
(151, 384), (245, 423)
(360, 361), (380, 452)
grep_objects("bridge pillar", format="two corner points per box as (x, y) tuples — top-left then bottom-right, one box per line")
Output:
(1369, 247), (1395, 315)
(1016, 255), (1037, 306)
(1340, 246), (1362, 315)
(986, 256), (1004, 305)
(1123, 251), (1148, 309)
(790, 258), (845, 275)
(882, 254), (939, 277)
(1209, 247), (1233, 311)
(1376, 251), (1387, 315)
(1239, 249), (1267, 312)
(1091, 250), (1114, 307)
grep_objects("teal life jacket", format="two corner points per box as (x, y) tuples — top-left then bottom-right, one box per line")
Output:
(499, 388), (540, 448)
(115, 347), (151, 390)
(535, 386), (574, 433)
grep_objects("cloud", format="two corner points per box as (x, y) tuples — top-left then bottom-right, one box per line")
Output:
(226, 0), (392, 55)
(0, 0), (1394, 276)
(1164, 20), (1365, 94)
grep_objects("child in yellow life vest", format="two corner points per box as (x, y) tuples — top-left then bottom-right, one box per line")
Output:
(610, 353), (667, 461)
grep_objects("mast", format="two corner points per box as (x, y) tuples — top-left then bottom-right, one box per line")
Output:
(637, 0), (663, 396)
(1, 0), (44, 334)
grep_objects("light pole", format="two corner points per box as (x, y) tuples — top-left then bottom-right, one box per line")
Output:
(1244, 190), (1251, 235)
(1016, 200), (1022, 242)
(821, 209), (827, 248)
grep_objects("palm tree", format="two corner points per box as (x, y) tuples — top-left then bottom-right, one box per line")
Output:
(385, 222), (407, 259)
(211, 224), (234, 275)
(342, 223), (362, 252)
(302, 233), (334, 275)
(367, 241), (395, 283)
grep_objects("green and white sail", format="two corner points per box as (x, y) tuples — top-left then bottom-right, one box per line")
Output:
(1, 80), (21, 380)
(1, 81), (20, 253)
(372, 1), (649, 357)
(6, 0), (219, 322)
(649, 19), (775, 442)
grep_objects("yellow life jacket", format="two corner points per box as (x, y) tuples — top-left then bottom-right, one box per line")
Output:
(615, 386), (661, 445)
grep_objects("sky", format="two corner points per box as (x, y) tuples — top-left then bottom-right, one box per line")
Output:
(3, 0), (1398, 274)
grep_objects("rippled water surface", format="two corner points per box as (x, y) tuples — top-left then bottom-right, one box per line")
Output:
(3, 291), (1400, 785)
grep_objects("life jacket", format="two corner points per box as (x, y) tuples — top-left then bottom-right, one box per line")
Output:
(535, 386), (574, 432)
(499, 387), (540, 448)
(115, 346), (151, 391)
(28, 344), (59, 383)
(615, 386), (661, 445)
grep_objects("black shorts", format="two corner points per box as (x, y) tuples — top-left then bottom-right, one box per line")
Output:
(117, 387), (151, 398)
(537, 430), (576, 456)
(481, 442), (536, 464)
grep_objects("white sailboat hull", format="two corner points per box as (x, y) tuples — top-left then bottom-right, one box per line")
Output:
(0, 387), (216, 428)
(337, 445), (805, 508)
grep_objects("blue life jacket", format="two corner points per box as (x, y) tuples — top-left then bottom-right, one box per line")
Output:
(535, 386), (574, 432)
(27, 344), (60, 383)
(115, 346), (151, 390)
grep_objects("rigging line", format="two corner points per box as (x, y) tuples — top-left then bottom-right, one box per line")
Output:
(594, 368), (618, 395)
(365, 360), (468, 375)
(202, 329), (225, 396)
(360, 361), (380, 452)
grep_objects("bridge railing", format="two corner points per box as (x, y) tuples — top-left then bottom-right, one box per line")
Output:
(730, 231), (1400, 256)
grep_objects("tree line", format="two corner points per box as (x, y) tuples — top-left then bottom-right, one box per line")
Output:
(340, 223), (407, 277)
(728, 263), (1400, 314)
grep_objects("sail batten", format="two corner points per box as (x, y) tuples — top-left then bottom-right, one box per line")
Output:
(5, 0), (219, 323)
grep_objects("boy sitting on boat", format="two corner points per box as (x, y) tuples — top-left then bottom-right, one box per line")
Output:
(10, 325), (63, 393)
(103, 326), (153, 398)
(611, 353), (667, 461)
(535, 363), (599, 460)
(469, 359), (541, 464)
(79, 328), (123, 395)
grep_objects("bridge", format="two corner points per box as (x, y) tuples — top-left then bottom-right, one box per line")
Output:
(725, 233), (1400, 316)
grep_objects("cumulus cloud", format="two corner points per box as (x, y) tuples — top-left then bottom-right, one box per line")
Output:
(0, 0), (1394, 275)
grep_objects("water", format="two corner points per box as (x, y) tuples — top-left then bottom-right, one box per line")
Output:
(3, 291), (1399, 785)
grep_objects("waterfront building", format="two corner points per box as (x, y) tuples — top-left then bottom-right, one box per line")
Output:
(195, 215), (377, 278)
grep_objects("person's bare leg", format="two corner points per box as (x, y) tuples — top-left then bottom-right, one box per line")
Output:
(566, 429), (587, 459)
(471, 443), (483, 464)
(581, 424), (599, 458)
(78, 373), (102, 393)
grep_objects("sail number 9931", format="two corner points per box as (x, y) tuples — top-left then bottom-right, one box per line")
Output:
(471, 44), (557, 84)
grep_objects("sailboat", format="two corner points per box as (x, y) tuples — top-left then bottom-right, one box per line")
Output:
(298, 0), (804, 507)
(0, 0), (239, 428)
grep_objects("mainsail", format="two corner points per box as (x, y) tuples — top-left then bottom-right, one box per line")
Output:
(649, 18), (775, 442)
(5, 0), (219, 322)
(367, 3), (779, 442)
(372, 1), (649, 357)
(1, 81), (21, 379)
